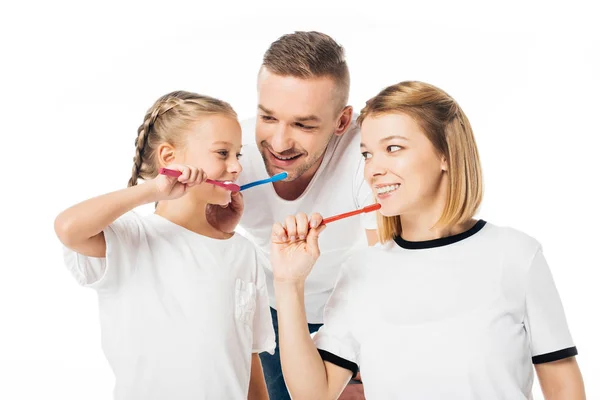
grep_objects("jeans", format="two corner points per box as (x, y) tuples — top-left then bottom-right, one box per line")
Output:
(259, 307), (323, 400)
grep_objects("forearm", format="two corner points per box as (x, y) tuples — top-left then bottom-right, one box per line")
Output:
(55, 183), (155, 246)
(248, 353), (268, 400)
(275, 281), (329, 399)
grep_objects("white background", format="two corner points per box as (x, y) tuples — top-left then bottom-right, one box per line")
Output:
(1, 0), (598, 399)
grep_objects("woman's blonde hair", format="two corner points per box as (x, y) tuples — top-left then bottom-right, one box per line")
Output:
(357, 81), (483, 242)
(128, 90), (237, 188)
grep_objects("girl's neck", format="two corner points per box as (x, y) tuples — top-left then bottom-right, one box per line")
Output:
(154, 196), (233, 240)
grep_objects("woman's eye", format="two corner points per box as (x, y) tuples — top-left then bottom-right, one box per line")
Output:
(361, 151), (372, 160)
(218, 151), (228, 157)
(236, 153), (243, 159)
(388, 145), (402, 152)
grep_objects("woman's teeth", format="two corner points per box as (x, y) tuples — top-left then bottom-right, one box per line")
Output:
(376, 184), (400, 194)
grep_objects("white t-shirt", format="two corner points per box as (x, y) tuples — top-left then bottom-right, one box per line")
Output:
(236, 117), (377, 323)
(314, 220), (577, 399)
(63, 212), (275, 400)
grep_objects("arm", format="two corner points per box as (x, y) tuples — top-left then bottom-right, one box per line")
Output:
(536, 358), (585, 399)
(54, 184), (155, 257)
(271, 213), (354, 400)
(247, 353), (269, 400)
(275, 281), (353, 400)
(54, 164), (203, 257)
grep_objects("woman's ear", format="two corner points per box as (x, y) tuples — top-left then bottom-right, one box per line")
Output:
(157, 143), (177, 166)
(441, 156), (448, 172)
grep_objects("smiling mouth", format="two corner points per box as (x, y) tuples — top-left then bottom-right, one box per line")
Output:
(375, 184), (400, 194)
(270, 151), (302, 161)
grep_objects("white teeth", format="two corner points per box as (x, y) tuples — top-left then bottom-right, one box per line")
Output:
(376, 184), (400, 194)
(274, 154), (299, 160)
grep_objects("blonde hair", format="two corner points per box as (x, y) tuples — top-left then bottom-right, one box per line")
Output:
(128, 90), (237, 187)
(262, 31), (350, 110)
(357, 81), (483, 242)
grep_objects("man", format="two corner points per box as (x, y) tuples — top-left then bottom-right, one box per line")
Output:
(208, 31), (376, 400)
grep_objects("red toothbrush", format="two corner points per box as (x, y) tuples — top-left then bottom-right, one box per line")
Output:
(321, 203), (381, 225)
(159, 168), (241, 192)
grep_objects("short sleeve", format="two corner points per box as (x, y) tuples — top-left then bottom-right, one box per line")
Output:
(62, 212), (143, 292)
(252, 255), (276, 354)
(524, 247), (577, 364)
(352, 156), (378, 231)
(313, 261), (361, 377)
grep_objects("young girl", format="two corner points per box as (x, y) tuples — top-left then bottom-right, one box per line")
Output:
(54, 91), (275, 400)
(269, 82), (586, 399)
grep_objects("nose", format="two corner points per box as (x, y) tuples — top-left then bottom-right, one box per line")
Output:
(228, 157), (242, 176)
(364, 154), (387, 181)
(270, 124), (294, 153)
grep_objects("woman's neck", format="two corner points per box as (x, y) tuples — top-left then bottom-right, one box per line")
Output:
(400, 212), (477, 242)
(154, 196), (233, 240)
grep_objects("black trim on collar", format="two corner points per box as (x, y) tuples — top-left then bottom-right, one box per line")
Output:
(532, 346), (578, 364)
(393, 220), (487, 249)
(318, 349), (359, 379)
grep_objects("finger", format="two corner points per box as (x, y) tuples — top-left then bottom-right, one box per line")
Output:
(309, 213), (324, 229)
(295, 213), (309, 240)
(307, 224), (326, 255)
(284, 215), (297, 242)
(271, 222), (287, 243)
(187, 167), (199, 187)
(230, 191), (244, 213)
(198, 169), (207, 184)
(177, 165), (191, 183)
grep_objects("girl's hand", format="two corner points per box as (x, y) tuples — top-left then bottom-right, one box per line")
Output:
(271, 212), (326, 284)
(152, 164), (206, 201)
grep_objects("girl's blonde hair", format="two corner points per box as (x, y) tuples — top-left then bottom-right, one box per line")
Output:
(128, 90), (237, 187)
(357, 81), (483, 242)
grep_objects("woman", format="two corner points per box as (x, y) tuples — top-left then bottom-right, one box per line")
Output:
(269, 81), (585, 399)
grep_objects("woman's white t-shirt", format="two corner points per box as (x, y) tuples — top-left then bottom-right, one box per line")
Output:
(314, 220), (577, 399)
(63, 212), (275, 400)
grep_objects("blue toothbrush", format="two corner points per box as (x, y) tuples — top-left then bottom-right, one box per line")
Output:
(240, 172), (288, 191)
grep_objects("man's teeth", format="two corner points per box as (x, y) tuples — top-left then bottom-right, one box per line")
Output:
(376, 184), (400, 194)
(274, 154), (299, 160)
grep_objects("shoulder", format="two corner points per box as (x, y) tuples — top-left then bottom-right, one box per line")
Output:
(479, 221), (542, 265)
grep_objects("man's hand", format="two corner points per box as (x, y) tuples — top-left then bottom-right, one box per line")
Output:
(206, 191), (244, 233)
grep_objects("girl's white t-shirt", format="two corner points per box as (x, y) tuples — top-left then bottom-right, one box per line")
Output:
(63, 211), (275, 400)
(314, 220), (578, 399)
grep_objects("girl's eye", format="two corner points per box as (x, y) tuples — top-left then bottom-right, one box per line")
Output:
(388, 145), (402, 152)
(361, 151), (372, 160)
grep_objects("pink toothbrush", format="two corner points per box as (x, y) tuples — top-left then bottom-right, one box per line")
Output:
(159, 168), (241, 192)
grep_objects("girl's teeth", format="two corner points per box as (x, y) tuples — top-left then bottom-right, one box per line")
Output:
(376, 184), (400, 194)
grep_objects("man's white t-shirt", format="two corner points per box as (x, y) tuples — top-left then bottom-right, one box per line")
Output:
(236, 117), (376, 323)
(63, 212), (275, 400)
(314, 220), (578, 399)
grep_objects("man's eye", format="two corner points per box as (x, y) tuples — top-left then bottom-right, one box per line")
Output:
(295, 123), (316, 130)
(236, 153), (243, 159)
(218, 151), (228, 157)
(261, 115), (276, 122)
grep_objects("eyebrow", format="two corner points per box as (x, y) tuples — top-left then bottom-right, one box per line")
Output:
(360, 135), (409, 148)
(258, 104), (321, 123)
